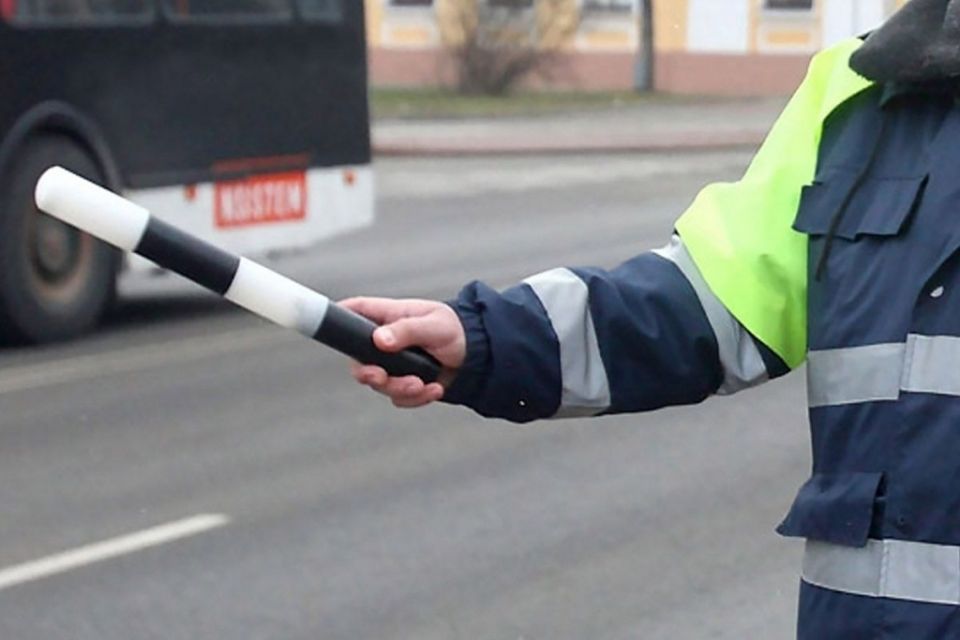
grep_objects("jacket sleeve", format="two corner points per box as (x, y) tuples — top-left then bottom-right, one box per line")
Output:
(442, 236), (788, 424)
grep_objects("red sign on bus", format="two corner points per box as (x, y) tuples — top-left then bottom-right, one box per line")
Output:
(214, 171), (307, 228)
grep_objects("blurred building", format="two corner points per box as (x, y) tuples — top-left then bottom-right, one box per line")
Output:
(366, 0), (910, 95)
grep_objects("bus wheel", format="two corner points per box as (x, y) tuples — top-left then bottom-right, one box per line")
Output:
(0, 134), (120, 344)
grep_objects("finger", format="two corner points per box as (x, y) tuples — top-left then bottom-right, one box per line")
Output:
(340, 297), (439, 326)
(391, 381), (445, 407)
(360, 370), (444, 404)
(379, 375), (426, 399)
(375, 313), (453, 353)
(351, 362), (388, 387)
(392, 385), (444, 408)
(349, 360), (365, 379)
(339, 297), (394, 325)
(392, 396), (434, 409)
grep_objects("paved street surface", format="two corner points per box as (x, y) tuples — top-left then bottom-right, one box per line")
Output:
(0, 151), (809, 640)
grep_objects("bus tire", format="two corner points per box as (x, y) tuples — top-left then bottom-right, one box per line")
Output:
(0, 134), (120, 344)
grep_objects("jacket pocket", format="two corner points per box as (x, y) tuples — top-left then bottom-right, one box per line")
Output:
(776, 471), (883, 547)
(792, 170), (927, 240)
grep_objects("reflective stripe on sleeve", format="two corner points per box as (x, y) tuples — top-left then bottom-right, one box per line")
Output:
(654, 236), (768, 395)
(803, 538), (960, 606)
(523, 268), (611, 418)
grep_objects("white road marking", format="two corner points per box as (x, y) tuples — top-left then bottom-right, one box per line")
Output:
(0, 514), (230, 592)
(0, 328), (285, 396)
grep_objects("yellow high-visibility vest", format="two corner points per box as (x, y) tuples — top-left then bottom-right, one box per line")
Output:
(676, 38), (873, 368)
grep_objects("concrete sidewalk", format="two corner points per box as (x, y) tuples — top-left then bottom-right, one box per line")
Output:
(372, 95), (789, 156)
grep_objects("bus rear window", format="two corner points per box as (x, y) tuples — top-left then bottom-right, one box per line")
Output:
(9, 0), (154, 25)
(163, 0), (293, 22)
(298, 0), (340, 23)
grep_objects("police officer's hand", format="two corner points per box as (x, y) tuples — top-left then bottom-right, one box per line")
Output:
(340, 297), (466, 408)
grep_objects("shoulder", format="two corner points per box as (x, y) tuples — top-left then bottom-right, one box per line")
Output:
(802, 38), (875, 125)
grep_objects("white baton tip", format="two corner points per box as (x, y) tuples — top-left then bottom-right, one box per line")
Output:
(35, 166), (151, 252)
(224, 258), (330, 336)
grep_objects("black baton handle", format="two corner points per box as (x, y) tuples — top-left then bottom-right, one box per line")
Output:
(314, 304), (443, 384)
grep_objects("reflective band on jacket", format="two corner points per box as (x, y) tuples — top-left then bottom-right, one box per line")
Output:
(808, 335), (960, 407)
(803, 539), (960, 605)
(524, 268), (611, 418)
(654, 236), (768, 395)
(807, 343), (903, 407)
(902, 334), (960, 396)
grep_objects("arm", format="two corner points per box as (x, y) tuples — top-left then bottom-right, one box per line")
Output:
(344, 236), (787, 423)
(346, 39), (872, 418)
(439, 236), (787, 423)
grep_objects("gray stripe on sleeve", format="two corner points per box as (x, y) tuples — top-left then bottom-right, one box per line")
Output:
(523, 268), (611, 418)
(653, 236), (768, 395)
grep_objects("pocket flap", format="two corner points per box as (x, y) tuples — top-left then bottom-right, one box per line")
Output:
(792, 172), (926, 240)
(776, 472), (883, 547)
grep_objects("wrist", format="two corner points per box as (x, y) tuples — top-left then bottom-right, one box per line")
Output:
(440, 298), (491, 405)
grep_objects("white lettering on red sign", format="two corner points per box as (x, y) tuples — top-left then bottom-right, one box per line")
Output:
(215, 172), (307, 228)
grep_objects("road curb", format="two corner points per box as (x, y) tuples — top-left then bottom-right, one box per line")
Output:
(372, 131), (767, 157)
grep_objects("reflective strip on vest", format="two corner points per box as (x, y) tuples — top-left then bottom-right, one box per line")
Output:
(803, 539), (960, 606)
(808, 335), (960, 407)
(523, 268), (611, 418)
(654, 236), (768, 395)
(675, 38), (872, 369)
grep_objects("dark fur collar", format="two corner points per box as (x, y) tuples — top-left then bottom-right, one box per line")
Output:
(850, 0), (960, 83)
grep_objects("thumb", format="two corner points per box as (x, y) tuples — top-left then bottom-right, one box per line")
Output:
(374, 314), (447, 353)
(368, 304), (466, 372)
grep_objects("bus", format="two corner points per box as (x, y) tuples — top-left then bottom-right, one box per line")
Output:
(0, 0), (372, 343)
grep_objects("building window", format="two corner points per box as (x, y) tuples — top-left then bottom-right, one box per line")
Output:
(164, 0), (293, 22)
(298, 0), (341, 22)
(582, 0), (632, 12)
(487, 0), (533, 8)
(764, 0), (813, 10)
(9, 0), (154, 24)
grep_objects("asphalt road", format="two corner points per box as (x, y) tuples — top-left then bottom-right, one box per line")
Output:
(0, 151), (810, 640)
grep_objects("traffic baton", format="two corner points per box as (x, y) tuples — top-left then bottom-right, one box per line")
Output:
(35, 166), (442, 383)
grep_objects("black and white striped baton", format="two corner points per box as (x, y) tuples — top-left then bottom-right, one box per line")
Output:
(35, 166), (442, 383)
